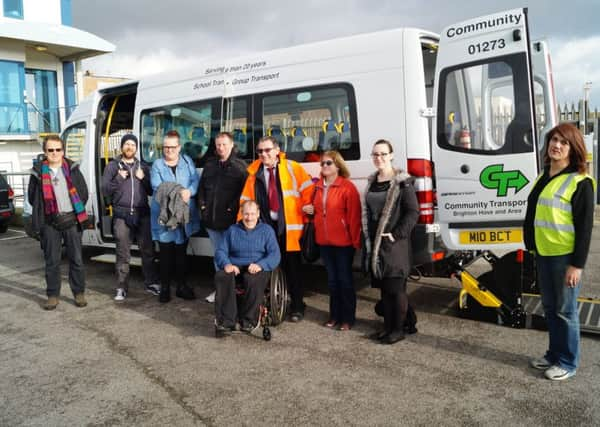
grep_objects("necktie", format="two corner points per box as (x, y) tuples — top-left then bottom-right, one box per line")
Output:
(268, 167), (280, 213)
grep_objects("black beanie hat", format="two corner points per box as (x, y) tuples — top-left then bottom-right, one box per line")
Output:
(120, 133), (138, 148)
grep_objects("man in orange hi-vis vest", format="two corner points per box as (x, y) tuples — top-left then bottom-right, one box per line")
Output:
(240, 136), (315, 322)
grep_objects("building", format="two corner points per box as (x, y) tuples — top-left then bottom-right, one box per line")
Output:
(0, 0), (114, 174)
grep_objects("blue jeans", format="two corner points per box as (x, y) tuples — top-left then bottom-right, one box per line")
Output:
(537, 254), (580, 372)
(320, 245), (356, 325)
(207, 228), (226, 270)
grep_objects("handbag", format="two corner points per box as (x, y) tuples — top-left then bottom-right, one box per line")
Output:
(50, 212), (78, 231)
(300, 187), (320, 263)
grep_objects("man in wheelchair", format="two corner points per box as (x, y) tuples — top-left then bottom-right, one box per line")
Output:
(213, 200), (281, 337)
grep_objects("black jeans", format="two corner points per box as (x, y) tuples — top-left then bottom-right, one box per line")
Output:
(113, 215), (158, 290)
(320, 245), (356, 325)
(215, 270), (270, 328)
(158, 241), (187, 289)
(41, 223), (85, 297)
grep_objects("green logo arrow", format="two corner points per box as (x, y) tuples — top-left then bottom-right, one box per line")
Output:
(479, 164), (529, 197)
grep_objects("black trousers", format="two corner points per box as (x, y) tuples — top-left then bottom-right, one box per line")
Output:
(41, 223), (85, 297)
(158, 241), (187, 289)
(215, 270), (270, 328)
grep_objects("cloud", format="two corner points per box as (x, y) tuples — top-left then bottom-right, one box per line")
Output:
(75, 0), (600, 108)
(550, 37), (600, 108)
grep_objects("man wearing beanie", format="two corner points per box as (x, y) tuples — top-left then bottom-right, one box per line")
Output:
(101, 133), (160, 300)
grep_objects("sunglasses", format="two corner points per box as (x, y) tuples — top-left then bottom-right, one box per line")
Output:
(256, 147), (274, 154)
(46, 148), (63, 153)
(320, 160), (334, 166)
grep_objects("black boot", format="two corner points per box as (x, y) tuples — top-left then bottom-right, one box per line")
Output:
(176, 284), (196, 300)
(159, 284), (171, 303)
(404, 304), (418, 334)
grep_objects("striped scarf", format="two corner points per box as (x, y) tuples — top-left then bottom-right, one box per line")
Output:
(41, 159), (88, 224)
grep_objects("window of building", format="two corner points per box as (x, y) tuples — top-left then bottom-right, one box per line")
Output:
(140, 99), (220, 166)
(25, 69), (60, 134)
(62, 122), (86, 162)
(62, 62), (77, 119)
(3, 0), (23, 19)
(0, 60), (27, 134)
(438, 53), (534, 155)
(61, 0), (72, 26)
(259, 83), (359, 162)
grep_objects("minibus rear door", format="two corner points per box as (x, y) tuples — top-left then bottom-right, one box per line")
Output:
(432, 8), (539, 250)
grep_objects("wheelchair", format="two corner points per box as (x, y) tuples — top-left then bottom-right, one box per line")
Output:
(230, 267), (288, 341)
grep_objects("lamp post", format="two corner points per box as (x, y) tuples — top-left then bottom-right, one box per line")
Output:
(582, 81), (592, 134)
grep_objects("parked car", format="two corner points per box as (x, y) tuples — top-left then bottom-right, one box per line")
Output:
(0, 173), (15, 233)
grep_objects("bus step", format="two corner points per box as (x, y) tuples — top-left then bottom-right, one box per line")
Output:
(90, 253), (142, 267)
(522, 293), (600, 335)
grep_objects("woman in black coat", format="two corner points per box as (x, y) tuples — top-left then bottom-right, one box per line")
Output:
(362, 139), (419, 344)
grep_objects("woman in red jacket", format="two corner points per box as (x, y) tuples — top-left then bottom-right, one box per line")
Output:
(303, 151), (361, 330)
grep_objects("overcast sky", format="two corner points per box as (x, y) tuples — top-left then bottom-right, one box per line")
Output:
(74, 0), (600, 109)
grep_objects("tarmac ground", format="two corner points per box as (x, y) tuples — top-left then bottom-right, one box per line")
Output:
(1, 224), (599, 426)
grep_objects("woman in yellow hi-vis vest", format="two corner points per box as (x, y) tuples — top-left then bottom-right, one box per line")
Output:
(524, 123), (595, 381)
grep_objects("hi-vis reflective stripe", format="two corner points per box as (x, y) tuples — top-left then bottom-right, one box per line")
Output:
(534, 220), (575, 233)
(557, 173), (578, 197)
(298, 179), (313, 192)
(537, 198), (572, 213)
(287, 224), (304, 231)
(283, 190), (300, 198)
(286, 162), (298, 190)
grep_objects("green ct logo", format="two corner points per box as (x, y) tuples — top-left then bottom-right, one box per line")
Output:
(479, 164), (529, 197)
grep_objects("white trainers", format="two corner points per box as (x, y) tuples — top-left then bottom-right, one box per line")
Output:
(144, 283), (161, 296)
(529, 356), (552, 370)
(114, 288), (127, 301)
(205, 291), (216, 303)
(544, 365), (576, 381)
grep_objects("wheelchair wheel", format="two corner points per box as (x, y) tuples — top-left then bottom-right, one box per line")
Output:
(269, 267), (288, 326)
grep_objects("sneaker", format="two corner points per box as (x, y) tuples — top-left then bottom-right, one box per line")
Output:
(114, 288), (127, 302)
(530, 356), (552, 371)
(74, 293), (88, 307)
(44, 296), (59, 310)
(241, 322), (260, 334)
(205, 291), (216, 303)
(215, 322), (232, 338)
(144, 283), (161, 296)
(289, 312), (304, 323)
(544, 365), (576, 381)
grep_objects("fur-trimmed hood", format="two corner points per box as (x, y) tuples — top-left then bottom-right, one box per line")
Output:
(361, 169), (418, 280)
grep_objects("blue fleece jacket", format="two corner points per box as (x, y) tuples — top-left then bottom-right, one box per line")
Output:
(215, 222), (281, 271)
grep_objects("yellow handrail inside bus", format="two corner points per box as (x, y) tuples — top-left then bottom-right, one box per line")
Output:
(104, 96), (120, 165)
(104, 96), (120, 217)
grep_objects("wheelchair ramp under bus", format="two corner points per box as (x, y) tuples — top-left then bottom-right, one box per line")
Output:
(522, 293), (600, 335)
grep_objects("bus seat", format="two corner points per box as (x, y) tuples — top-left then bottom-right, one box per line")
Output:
(339, 121), (352, 149)
(266, 125), (288, 151)
(318, 120), (340, 151)
(290, 126), (307, 152)
(186, 127), (209, 160)
(232, 128), (248, 156)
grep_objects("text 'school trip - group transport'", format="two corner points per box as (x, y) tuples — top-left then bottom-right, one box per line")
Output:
(48, 8), (600, 333)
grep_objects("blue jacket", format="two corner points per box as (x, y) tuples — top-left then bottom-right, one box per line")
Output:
(215, 222), (281, 271)
(150, 155), (200, 243)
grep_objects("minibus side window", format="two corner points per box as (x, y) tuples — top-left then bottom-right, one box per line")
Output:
(259, 84), (359, 161)
(222, 97), (254, 161)
(438, 53), (534, 155)
(62, 122), (86, 163)
(140, 100), (219, 167)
